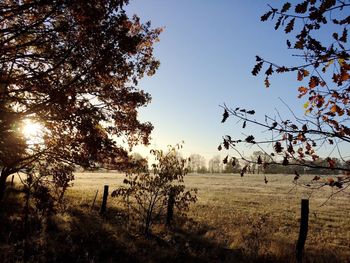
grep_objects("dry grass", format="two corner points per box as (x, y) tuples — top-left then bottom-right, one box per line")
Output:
(68, 172), (350, 262)
(3, 172), (349, 262)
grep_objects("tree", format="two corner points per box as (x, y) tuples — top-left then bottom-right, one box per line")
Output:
(222, 155), (241, 173)
(222, 162), (242, 174)
(208, 155), (223, 173)
(112, 145), (197, 236)
(250, 151), (267, 174)
(188, 153), (207, 173)
(220, 0), (350, 190)
(0, 0), (161, 201)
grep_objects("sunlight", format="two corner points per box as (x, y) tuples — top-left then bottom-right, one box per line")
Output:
(22, 119), (44, 144)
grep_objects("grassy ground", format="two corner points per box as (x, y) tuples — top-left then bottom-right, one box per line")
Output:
(1, 172), (350, 262)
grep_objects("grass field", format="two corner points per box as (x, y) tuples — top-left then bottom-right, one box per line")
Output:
(2, 172), (349, 262)
(67, 172), (350, 262)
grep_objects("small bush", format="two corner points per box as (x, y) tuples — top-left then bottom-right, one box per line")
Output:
(112, 144), (197, 235)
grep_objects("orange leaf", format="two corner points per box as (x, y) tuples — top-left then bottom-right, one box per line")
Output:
(330, 104), (338, 113)
(309, 76), (319, 88)
(298, 86), (308, 95)
(297, 70), (303, 81)
(302, 69), (309, 77)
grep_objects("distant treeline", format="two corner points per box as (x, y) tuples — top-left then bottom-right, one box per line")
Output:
(186, 153), (349, 175)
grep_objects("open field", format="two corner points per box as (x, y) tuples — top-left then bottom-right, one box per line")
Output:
(68, 172), (350, 262)
(2, 172), (349, 262)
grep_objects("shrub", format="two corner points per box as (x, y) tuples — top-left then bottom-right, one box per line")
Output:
(112, 144), (197, 236)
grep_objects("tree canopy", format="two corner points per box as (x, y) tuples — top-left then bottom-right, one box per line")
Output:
(0, 0), (161, 200)
(220, 0), (350, 189)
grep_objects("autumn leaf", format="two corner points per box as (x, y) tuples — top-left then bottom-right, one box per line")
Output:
(290, 124), (298, 130)
(297, 70), (303, 81)
(285, 18), (295, 33)
(274, 142), (283, 153)
(245, 135), (255, 143)
(221, 109), (229, 123)
(340, 70), (350, 82)
(302, 69), (309, 77)
(309, 76), (319, 88)
(265, 65), (273, 76)
(264, 77), (270, 88)
(260, 11), (273, 21)
(274, 16), (283, 30)
(286, 39), (291, 48)
(231, 158), (236, 167)
(223, 139), (230, 149)
(252, 61), (263, 76)
(276, 66), (289, 73)
(246, 110), (256, 115)
(333, 32), (339, 40)
(223, 155), (228, 164)
(281, 2), (291, 13)
(295, 1), (308, 13)
(269, 121), (278, 130)
(294, 39), (304, 49)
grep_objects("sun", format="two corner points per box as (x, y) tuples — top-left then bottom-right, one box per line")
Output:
(22, 119), (44, 143)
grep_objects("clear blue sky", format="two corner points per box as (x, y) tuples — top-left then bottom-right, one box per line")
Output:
(126, 1), (349, 160)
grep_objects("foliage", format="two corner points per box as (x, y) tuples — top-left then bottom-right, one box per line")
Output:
(220, 0), (350, 191)
(0, 0), (161, 200)
(112, 145), (197, 236)
(208, 155), (223, 173)
(187, 153), (207, 173)
(222, 155), (242, 174)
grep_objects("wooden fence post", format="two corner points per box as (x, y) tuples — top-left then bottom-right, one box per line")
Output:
(296, 199), (309, 263)
(166, 188), (175, 226)
(100, 185), (109, 215)
(91, 189), (98, 212)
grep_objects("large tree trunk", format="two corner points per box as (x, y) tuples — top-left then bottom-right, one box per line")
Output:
(0, 172), (9, 202)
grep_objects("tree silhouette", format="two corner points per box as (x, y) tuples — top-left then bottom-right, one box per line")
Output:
(0, 0), (161, 201)
(220, 0), (350, 190)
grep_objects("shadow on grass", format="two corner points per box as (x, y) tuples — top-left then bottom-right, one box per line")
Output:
(0, 187), (348, 263)
(0, 187), (245, 263)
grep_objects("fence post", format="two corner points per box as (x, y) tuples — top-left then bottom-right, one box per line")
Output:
(91, 189), (98, 212)
(100, 185), (109, 215)
(11, 175), (14, 187)
(296, 199), (309, 263)
(166, 188), (175, 226)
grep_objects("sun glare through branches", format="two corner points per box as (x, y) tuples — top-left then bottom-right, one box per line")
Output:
(22, 119), (44, 145)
